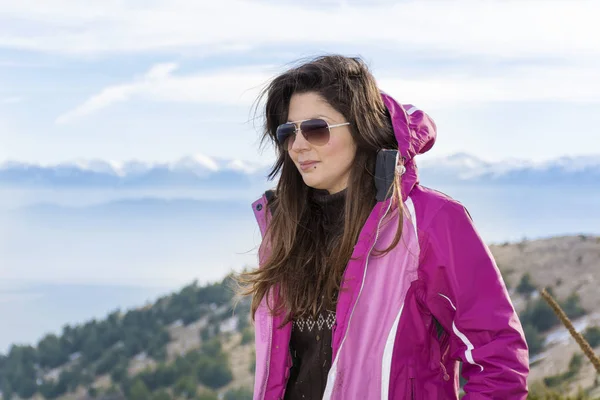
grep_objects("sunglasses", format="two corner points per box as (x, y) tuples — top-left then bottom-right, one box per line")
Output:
(276, 118), (350, 150)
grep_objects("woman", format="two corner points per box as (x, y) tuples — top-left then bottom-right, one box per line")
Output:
(236, 55), (529, 399)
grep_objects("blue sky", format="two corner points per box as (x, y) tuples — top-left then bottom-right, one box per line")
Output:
(1, 0), (599, 166)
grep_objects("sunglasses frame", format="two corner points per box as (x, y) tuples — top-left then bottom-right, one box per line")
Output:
(276, 118), (350, 150)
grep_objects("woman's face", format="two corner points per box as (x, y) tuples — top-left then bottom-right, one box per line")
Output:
(286, 92), (357, 194)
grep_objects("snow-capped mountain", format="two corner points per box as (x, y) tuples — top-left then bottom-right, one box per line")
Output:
(0, 155), (271, 188)
(0, 153), (598, 188)
(418, 153), (600, 185)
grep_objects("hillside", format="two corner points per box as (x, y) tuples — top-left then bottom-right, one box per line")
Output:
(1, 235), (600, 399)
(491, 234), (600, 398)
(0, 277), (256, 400)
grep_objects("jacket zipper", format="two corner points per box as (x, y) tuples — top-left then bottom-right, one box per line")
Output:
(410, 377), (415, 400)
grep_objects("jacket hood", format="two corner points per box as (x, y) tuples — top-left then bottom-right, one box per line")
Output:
(380, 91), (437, 199)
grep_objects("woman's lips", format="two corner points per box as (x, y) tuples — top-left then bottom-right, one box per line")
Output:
(299, 161), (319, 171)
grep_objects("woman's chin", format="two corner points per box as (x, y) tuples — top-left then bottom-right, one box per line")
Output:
(302, 176), (325, 190)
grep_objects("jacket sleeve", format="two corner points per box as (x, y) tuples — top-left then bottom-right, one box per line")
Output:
(421, 200), (529, 399)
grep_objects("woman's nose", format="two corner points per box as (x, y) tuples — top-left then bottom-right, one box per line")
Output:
(290, 130), (310, 152)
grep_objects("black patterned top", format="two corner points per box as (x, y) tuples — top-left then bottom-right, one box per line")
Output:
(284, 188), (346, 400)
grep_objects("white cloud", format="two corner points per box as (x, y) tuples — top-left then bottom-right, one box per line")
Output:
(55, 62), (277, 123)
(0, 0), (598, 61)
(55, 85), (135, 124)
(379, 65), (600, 106)
(145, 63), (178, 80)
(56, 61), (600, 124)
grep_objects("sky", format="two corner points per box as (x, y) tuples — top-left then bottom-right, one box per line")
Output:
(1, 0), (599, 167)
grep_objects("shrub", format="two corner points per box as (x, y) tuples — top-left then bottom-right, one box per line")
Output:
(523, 324), (545, 356)
(583, 325), (600, 348)
(224, 387), (253, 400)
(516, 273), (536, 296)
(543, 353), (583, 388)
(241, 328), (254, 345)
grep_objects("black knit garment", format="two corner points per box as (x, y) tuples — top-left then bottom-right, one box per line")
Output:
(284, 187), (346, 400)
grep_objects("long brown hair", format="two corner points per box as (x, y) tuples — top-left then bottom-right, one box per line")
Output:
(235, 55), (404, 325)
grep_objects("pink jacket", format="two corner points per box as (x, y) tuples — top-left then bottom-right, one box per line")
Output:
(250, 93), (529, 399)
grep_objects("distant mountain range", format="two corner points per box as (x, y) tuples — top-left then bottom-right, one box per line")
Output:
(0, 153), (599, 188)
(0, 155), (268, 189)
(418, 153), (600, 186)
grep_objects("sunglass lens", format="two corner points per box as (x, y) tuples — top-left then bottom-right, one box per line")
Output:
(300, 119), (329, 145)
(276, 123), (296, 148)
